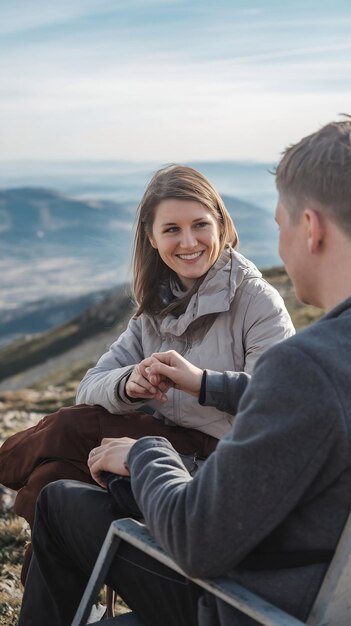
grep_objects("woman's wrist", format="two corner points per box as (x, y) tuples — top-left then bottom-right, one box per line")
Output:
(119, 372), (143, 403)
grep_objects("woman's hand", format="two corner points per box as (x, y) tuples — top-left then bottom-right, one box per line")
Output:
(125, 357), (171, 402)
(88, 437), (136, 487)
(146, 350), (203, 397)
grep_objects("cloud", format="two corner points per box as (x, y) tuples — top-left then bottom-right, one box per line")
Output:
(1, 0), (351, 161)
(109, 220), (133, 232)
(0, 1), (99, 36)
(0, 255), (130, 309)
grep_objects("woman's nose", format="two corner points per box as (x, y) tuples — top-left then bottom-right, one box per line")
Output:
(179, 229), (197, 248)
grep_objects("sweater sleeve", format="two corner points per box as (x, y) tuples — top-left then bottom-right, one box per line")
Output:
(76, 316), (147, 413)
(200, 369), (251, 415)
(127, 341), (344, 578)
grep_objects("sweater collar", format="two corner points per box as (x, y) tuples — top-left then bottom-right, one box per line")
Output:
(318, 294), (351, 322)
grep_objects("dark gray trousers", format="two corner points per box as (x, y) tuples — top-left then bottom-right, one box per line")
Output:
(18, 480), (202, 626)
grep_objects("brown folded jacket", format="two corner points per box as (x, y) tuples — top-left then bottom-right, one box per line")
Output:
(0, 403), (218, 587)
(0, 404), (218, 526)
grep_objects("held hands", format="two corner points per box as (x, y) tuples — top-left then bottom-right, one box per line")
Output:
(125, 350), (203, 401)
(125, 357), (171, 402)
(88, 437), (136, 487)
(146, 350), (203, 397)
(89, 351), (203, 486)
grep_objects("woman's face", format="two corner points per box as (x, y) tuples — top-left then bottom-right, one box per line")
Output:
(149, 199), (221, 289)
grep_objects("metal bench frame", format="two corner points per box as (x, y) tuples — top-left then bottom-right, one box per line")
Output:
(72, 512), (351, 626)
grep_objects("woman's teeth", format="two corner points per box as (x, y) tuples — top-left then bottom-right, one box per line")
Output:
(178, 251), (203, 260)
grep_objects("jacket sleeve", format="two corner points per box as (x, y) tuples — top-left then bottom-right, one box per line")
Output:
(128, 341), (345, 578)
(242, 281), (295, 374)
(76, 316), (148, 413)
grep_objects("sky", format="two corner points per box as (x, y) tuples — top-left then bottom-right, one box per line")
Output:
(1, 0), (351, 162)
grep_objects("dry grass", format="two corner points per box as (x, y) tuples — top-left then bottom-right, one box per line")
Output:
(0, 512), (29, 624)
(0, 382), (132, 622)
(0, 385), (76, 623)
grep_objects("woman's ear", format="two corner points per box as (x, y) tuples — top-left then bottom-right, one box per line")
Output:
(148, 233), (158, 249)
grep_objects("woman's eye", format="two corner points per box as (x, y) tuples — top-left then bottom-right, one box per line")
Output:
(164, 226), (179, 233)
(163, 222), (209, 234)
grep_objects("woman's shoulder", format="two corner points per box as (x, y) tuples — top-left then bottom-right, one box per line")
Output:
(229, 249), (284, 302)
(229, 247), (262, 279)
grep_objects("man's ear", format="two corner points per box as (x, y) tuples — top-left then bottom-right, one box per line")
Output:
(148, 233), (158, 249)
(304, 209), (324, 254)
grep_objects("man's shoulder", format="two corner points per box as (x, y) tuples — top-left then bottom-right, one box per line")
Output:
(287, 298), (351, 354)
(258, 300), (351, 382)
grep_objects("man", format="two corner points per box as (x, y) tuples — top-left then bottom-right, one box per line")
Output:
(19, 118), (351, 626)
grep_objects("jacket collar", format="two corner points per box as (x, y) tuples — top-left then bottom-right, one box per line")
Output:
(151, 247), (262, 337)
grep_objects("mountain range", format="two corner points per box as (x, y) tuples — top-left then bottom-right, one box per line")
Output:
(0, 266), (324, 391)
(0, 186), (280, 344)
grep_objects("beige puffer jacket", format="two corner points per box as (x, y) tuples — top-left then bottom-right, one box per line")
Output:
(76, 248), (295, 439)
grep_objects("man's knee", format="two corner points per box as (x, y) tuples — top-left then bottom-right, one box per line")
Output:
(38, 479), (105, 520)
(37, 478), (73, 512)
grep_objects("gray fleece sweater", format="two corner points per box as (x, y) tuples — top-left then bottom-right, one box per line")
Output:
(127, 295), (351, 625)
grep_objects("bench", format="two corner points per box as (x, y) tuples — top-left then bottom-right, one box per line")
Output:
(71, 512), (351, 626)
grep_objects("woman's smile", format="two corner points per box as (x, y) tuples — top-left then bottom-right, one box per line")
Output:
(176, 250), (205, 261)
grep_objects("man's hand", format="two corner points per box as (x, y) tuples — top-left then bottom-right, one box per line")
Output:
(125, 357), (171, 402)
(87, 437), (136, 487)
(146, 350), (203, 397)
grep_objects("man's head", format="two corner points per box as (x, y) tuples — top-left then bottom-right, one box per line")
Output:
(275, 117), (351, 310)
(276, 117), (351, 234)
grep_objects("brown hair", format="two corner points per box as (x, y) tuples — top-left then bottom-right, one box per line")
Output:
(132, 164), (238, 317)
(276, 116), (351, 234)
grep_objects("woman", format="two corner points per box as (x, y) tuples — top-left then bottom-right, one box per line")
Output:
(76, 164), (294, 433)
(0, 165), (294, 582)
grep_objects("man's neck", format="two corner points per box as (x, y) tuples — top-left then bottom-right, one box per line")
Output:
(319, 239), (351, 312)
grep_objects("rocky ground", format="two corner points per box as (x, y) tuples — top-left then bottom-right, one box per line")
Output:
(0, 381), (133, 624)
(0, 384), (78, 624)
(0, 512), (28, 624)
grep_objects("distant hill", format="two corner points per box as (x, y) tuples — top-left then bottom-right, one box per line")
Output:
(0, 187), (135, 243)
(0, 188), (275, 250)
(0, 187), (135, 312)
(0, 187), (280, 318)
(0, 290), (111, 348)
(222, 195), (276, 267)
(0, 268), (323, 389)
(0, 283), (134, 386)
